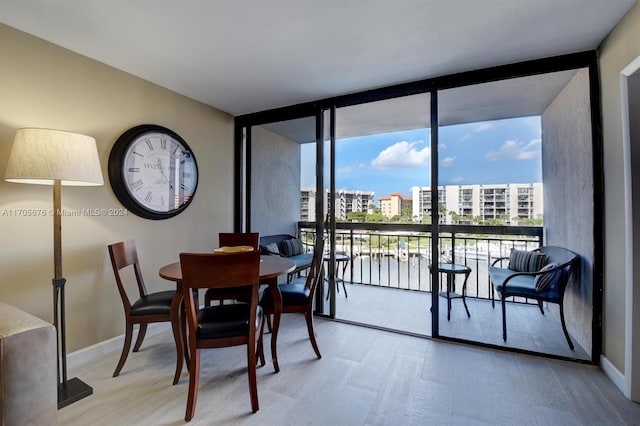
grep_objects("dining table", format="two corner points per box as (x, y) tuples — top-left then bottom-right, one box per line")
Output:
(159, 254), (295, 384)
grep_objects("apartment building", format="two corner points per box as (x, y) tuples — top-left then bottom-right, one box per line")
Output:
(378, 192), (412, 219)
(300, 188), (375, 221)
(412, 183), (543, 224)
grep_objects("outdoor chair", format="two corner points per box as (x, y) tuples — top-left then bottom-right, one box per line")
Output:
(488, 246), (580, 349)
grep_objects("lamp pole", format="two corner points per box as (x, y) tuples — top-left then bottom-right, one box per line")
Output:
(52, 180), (93, 408)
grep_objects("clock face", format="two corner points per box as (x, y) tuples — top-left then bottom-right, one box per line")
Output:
(109, 125), (198, 219)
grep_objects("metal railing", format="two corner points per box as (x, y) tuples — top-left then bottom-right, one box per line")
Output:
(298, 221), (543, 301)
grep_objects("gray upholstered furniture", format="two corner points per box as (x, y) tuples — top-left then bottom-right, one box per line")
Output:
(488, 246), (580, 349)
(259, 234), (313, 281)
(0, 301), (57, 426)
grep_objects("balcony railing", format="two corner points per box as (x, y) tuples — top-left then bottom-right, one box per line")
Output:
(298, 221), (543, 301)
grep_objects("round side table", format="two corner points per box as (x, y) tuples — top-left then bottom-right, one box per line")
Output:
(429, 263), (471, 321)
(324, 253), (350, 298)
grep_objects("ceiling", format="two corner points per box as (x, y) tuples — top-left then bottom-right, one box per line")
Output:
(1, 0), (635, 118)
(263, 69), (580, 143)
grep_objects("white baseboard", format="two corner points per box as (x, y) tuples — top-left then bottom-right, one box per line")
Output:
(600, 354), (627, 397)
(67, 323), (171, 371)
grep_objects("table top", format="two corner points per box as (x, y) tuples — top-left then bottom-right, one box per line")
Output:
(430, 263), (471, 273)
(159, 254), (295, 282)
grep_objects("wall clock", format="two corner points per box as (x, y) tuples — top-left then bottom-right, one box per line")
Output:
(108, 124), (198, 220)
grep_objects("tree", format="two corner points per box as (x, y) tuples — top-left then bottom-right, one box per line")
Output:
(346, 211), (366, 222)
(510, 214), (543, 226)
(449, 210), (460, 224)
(438, 204), (447, 218)
(365, 212), (385, 222)
(400, 205), (414, 223)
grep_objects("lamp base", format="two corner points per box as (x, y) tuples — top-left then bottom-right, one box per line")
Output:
(58, 377), (93, 409)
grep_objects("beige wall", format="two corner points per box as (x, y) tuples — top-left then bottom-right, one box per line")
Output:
(0, 24), (234, 352)
(599, 1), (640, 399)
(250, 125), (301, 237)
(542, 68), (593, 355)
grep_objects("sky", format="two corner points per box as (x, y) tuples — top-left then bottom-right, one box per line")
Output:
(300, 116), (542, 199)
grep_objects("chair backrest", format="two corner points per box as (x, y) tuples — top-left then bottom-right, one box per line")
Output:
(179, 251), (261, 337)
(219, 232), (260, 249)
(304, 237), (326, 299)
(108, 240), (147, 311)
(538, 246), (580, 294)
(180, 251), (261, 290)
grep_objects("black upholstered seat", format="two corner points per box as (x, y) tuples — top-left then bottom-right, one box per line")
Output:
(130, 290), (175, 316)
(196, 304), (263, 339)
(261, 283), (310, 306)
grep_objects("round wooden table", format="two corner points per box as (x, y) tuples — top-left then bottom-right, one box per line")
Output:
(159, 255), (295, 381)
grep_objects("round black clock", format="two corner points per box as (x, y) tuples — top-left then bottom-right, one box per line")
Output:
(108, 124), (198, 220)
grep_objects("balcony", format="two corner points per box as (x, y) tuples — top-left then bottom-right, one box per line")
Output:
(298, 222), (590, 361)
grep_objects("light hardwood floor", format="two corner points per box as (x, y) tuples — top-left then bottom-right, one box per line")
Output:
(59, 315), (640, 425)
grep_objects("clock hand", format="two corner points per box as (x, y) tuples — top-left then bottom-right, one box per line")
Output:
(156, 158), (169, 183)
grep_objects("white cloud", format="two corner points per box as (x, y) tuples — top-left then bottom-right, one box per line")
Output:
(337, 166), (352, 173)
(371, 140), (429, 169)
(486, 139), (541, 161)
(450, 176), (464, 184)
(476, 123), (497, 132)
(462, 122), (498, 140)
(440, 156), (455, 167)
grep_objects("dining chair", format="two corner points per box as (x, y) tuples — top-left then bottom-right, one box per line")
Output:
(108, 240), (175, 377)
(204, 232), (259, 306)
(179, 250), (264, 421)
(260, 237), (325, 359)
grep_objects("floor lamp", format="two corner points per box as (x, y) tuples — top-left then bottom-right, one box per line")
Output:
(4, 128), (103, 408)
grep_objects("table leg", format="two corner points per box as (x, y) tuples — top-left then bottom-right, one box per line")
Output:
(339, 260), (349, 298)
(446, 272), (452, 321)
(267, 278), (282, 373)
(324, 260), (333, 300)
(462, 270), (471, 318)
(171, 283), (184, 385)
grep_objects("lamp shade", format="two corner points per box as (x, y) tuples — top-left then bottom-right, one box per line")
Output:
(5, 128), (103, 186)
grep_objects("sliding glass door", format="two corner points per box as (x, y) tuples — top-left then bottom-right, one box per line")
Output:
(328, 93), (433, 335)
(236, 52), (601, 362)
(435, 69), (594, 361)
